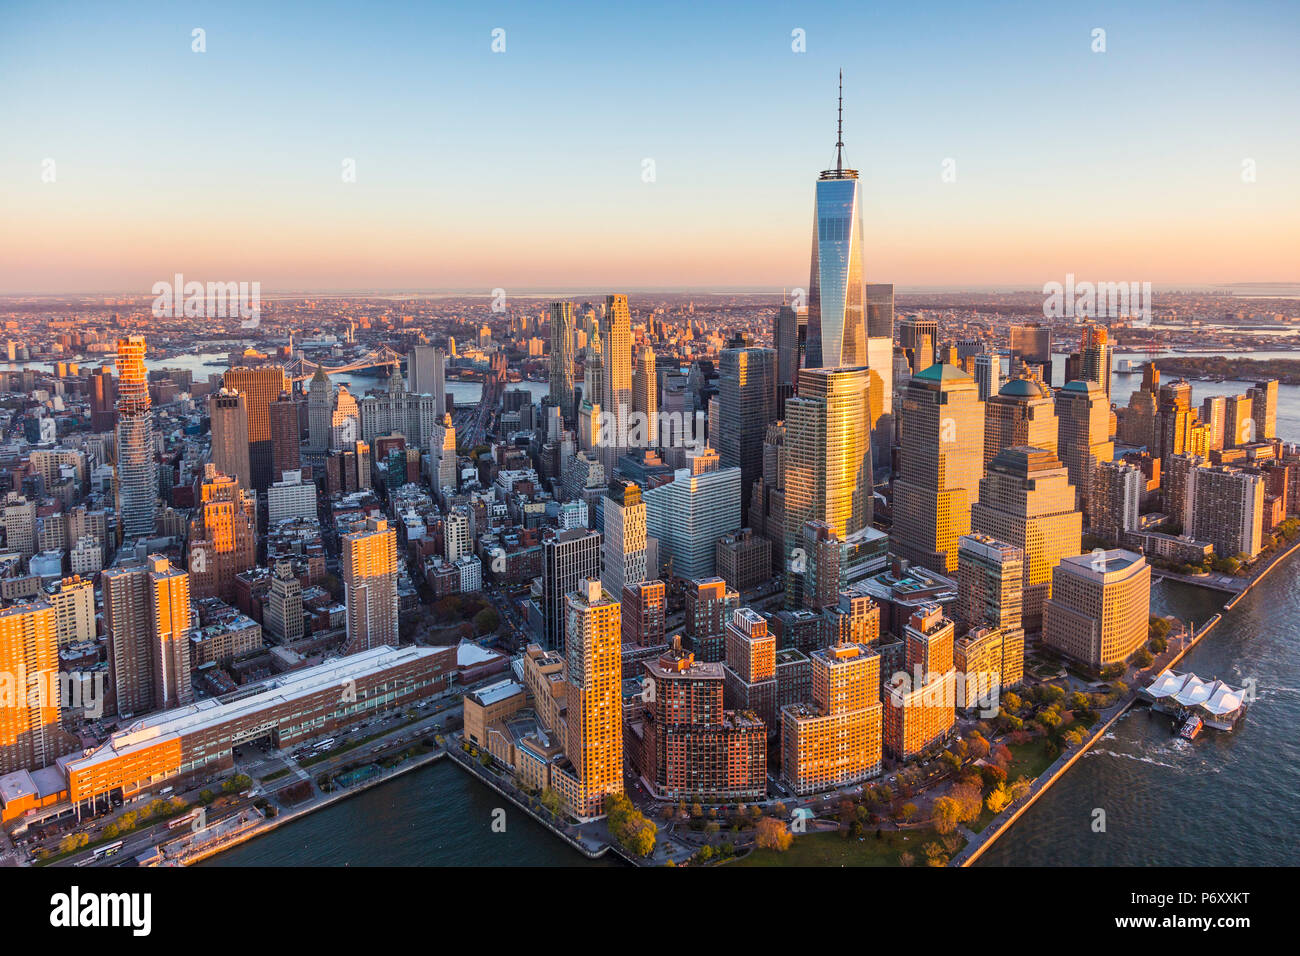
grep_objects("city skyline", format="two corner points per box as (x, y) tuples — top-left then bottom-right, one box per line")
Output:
(3, 1), (1299, 293)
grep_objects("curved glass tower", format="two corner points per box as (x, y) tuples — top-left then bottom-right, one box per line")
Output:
(806, 74), (866, 371)
(115, 335), (158, 537)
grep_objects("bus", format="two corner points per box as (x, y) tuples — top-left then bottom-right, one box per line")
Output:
(93, 840), (124, 859)
(317, 738), (335, 750)
(167, 809), (201, 830)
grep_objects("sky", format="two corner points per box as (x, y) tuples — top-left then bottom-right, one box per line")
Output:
(1, 0), (1298, 294)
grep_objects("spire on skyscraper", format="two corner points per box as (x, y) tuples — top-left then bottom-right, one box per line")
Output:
(835, 68), (844, 176)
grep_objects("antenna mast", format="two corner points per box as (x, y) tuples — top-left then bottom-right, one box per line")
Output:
(835, 69), (844, 175)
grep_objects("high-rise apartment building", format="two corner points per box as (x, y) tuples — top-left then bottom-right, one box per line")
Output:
(1079, 323), (1113, 400)
(562, 578), (624, 818)
(884, 606), (957, 759)
(148, 555), (194, 710)
(632, 345), (658, 448)
(781, 639), (882, 795)
(269, 390), (302, 481)
(956, 533), (1024, 634)
(1091, 459), (1142, 542)
(0, 600), (78, 773)
(684, 576), (739, 663)
(621, 579), (666, 647)
(264, 561), (304, 644)
(1043, 550), (1150, 668)
(341, 517), (399, 655)
(549, 302), (576, 424)
(892, 364), (985, 574)
(102, 554), (194, 717)
(1247, 379), (1279, 441)
(46, 575), (97, 647)
(115, 335), (158, 538)
(1189, 465), (1265, 558)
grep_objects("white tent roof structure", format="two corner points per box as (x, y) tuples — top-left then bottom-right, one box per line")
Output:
(1146, 671), (1244, 716)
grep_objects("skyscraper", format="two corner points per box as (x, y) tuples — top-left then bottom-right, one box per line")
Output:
(632, 345), (657, 448)
(643, 451), (741, 580)
(341, 517), (399, 655)
(1079, 323), (1113, 400)
(783, 366), (873, 585)
(223, 365), (291, 492)
(103, 554), (194, 717)
(717, 338), (777, 524)
(269, 390), (301, 482)
(970, 447), (1082, 631)
(1055, 379), (1116, 521)
(209, 388), (252, 492)
(805, 73), (866, 370)
(408, 344), (447, 416)
(563, 578), (624, 818)
(0, 601), (77, 773)
(892, 364), (985, 574)
(601, 294), (634, 471)
(549, 302), (576, 425)
(1044, 550), (1150, 668)
(307, 366), (334, 453)
(621, 579), (666, 647)
(601, 479), (647, 598)
(187, 464), (257, 602)
(774, 302), (804, 411)
(542, 528), (603, 652)
(148, 554), (194, 710)
(114, 335), (158, 538)
(1009, 323), (1053, 383)
(865, 282), (895, 458)
(984, 375), (1058, 468)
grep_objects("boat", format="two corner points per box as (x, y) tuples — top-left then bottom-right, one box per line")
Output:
(1178, 714), (1202, 740)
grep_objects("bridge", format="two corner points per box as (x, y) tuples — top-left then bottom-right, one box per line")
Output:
(284, 346), (406, 383)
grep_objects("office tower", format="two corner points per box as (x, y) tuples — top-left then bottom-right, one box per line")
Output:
(115, 335), (158, 538)
(714, 528), (772, 592)
(684, 576), (739, 662)
(782, 366), (873, 590)
(1044, 550), (1150, 668)
(632, 345), (657, 448)
(330, 384), (361, 450)
(360, 367), (439, 450)
(635, 636), (767, 801)
(898, 315), (938, 374)
(223, 365), (290, 492)
(341, 517), (399, 655)
(90, 365), (117, 432)
(542, 528), (603, 652)
(892, 364), (985, 574)
(973, 351), (1001, 402)
(1190, 466), (1265, 558)
(601, 294), (634, 470)
(805, 75), (866, 370)
(621, 579), (666, 647)
(883, 606), (957, 759)
(187, 464), (257, 602)
(1156, 379), (1196, 461)
(1248, 380), (1278, 441)
(0, 601), (78, 773)
(409, 344), (447, 415)
(774, 302), (804, 411)
(601, 479), (647, 598)
(1200, 395), (1227, 451)
(267, 469), (318, 523)
(1091, 459), (1142, 541)
(307, 366), (334, 453)
(209, 388), (252, 491)
(431, 412), (457, 495)
(563, 578), (624, 818)
(717, 339), (777, 523)
(264, 561), (304, 644)
(1222, 393), (1252, 449)
(1055, 379), (1116, 520)
(148, 555), (193, 709)
(970, 447), (1082, 631)
(47, 575), (96, 647)
(548, 302), (576, 424)
(643, 453), (741, 580)
(1009, 323), (1053, 383)
(984, 374), (1058, 467)
(577, 399), (601, 453)
(1079, 323), (1112, 400)
(269, 390), (301, 482)
(103, 554), (194, 717)
(956, 533), (1024, 633)
(781, 638), (883, 795)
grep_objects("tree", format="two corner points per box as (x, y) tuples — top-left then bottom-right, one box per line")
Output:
(755, 816), (793, 852)
(897, 802), (918, 823)
(985, 784), (1012, 814)
(950, 783), (983, 824)
(931, 796), (961, 834)
(473, 607), (500, 635)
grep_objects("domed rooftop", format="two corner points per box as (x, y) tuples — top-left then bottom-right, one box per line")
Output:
(998, 376), (1049, 399)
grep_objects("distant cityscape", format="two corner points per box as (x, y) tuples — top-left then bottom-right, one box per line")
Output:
(2, 80), (1299, 872)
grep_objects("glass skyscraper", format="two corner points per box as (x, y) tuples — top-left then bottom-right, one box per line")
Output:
(806, 76), (866, 371)
(114, 335), (158, 538)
